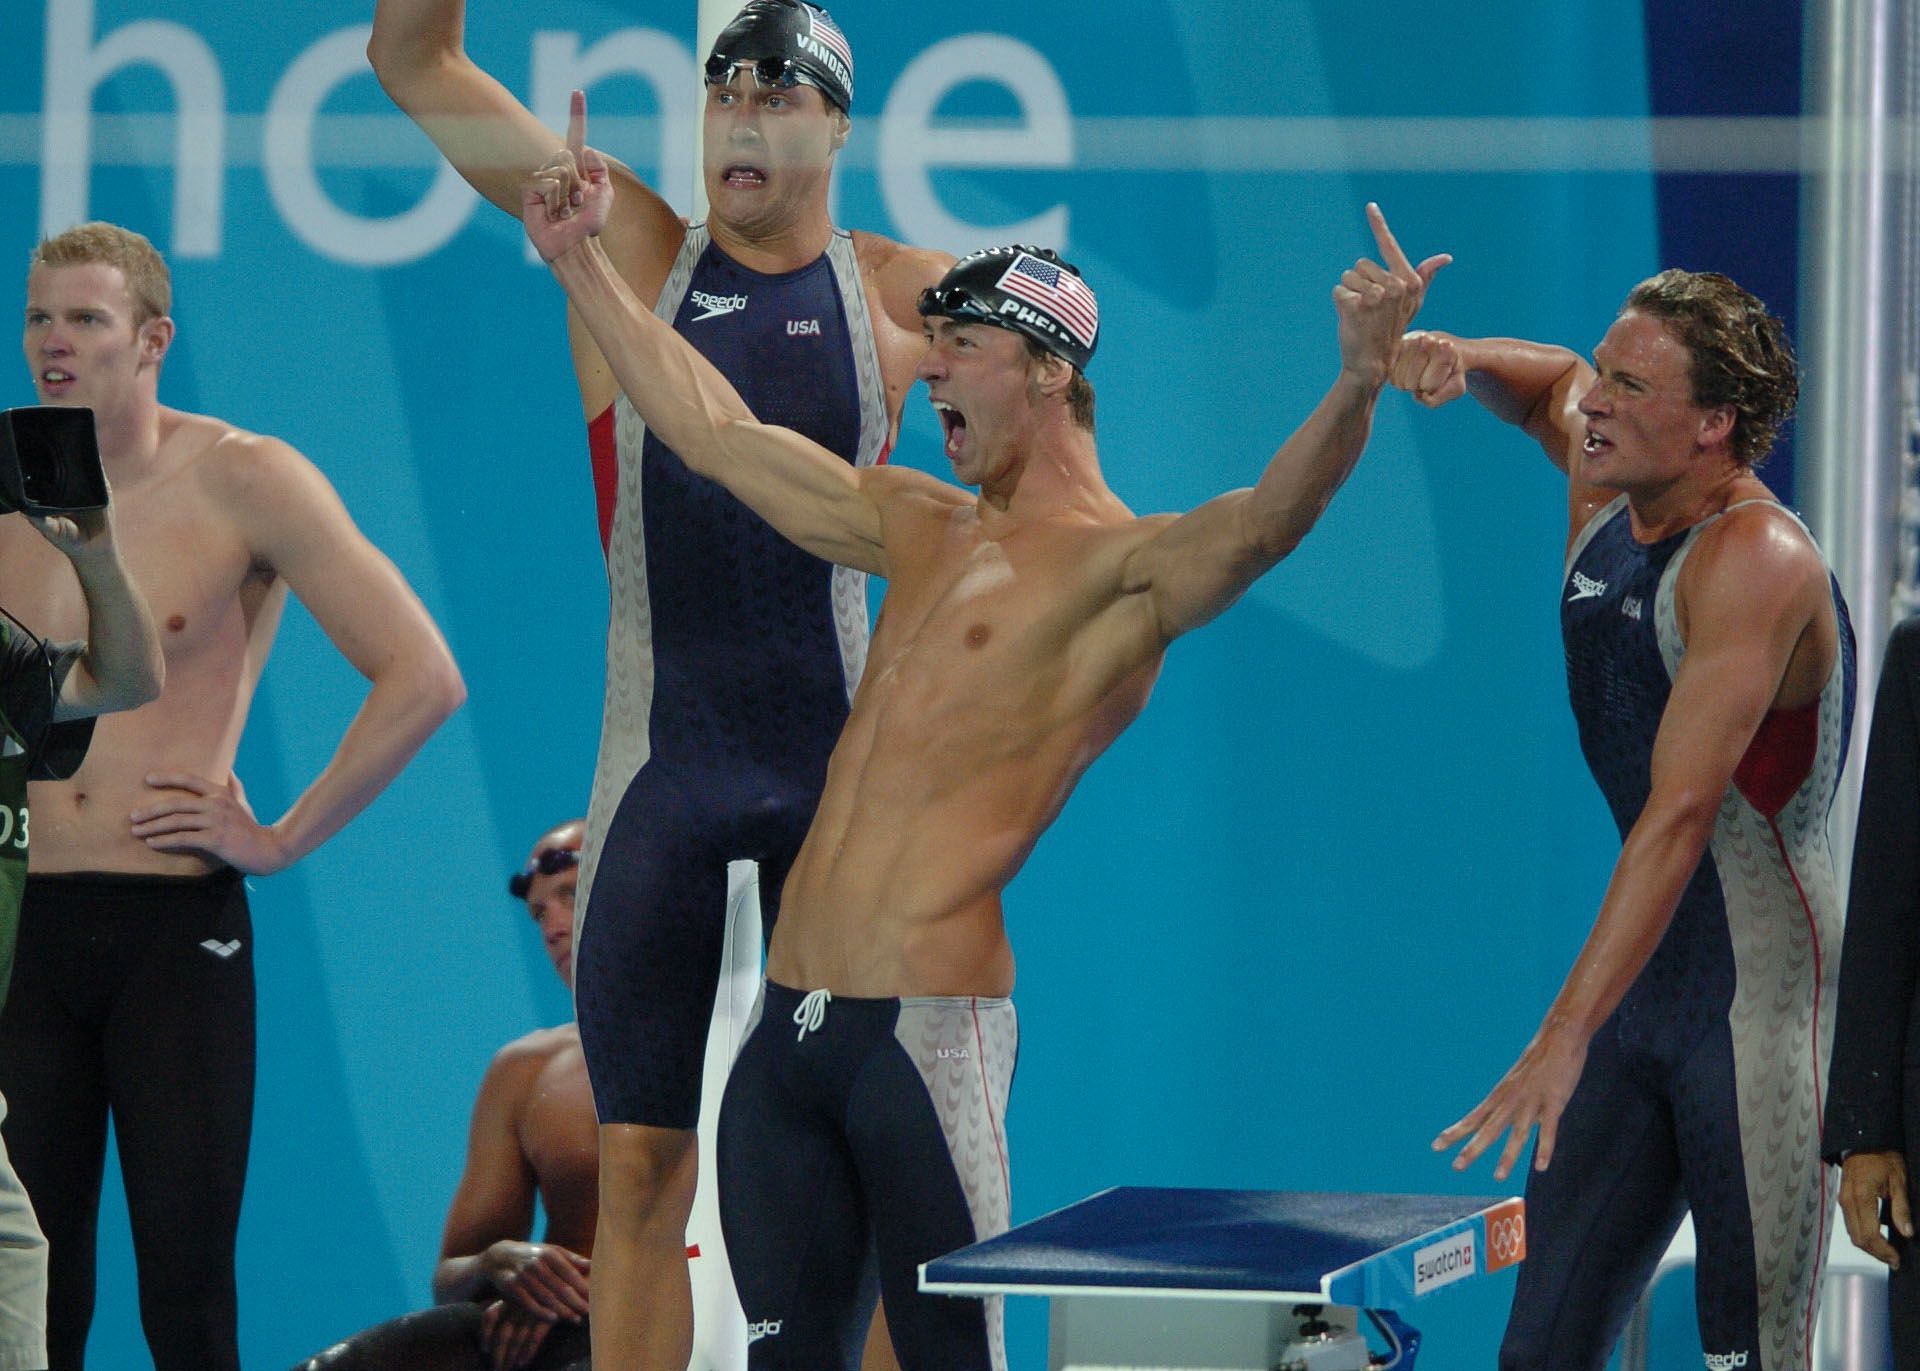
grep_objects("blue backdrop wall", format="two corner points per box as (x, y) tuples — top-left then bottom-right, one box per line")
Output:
(0, 0), (1807, 1365)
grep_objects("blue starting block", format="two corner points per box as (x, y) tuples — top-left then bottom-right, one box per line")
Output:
(920, 1187), (1525, 1370)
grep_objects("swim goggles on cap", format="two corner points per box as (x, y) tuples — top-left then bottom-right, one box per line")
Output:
(705, 52), (810, 92)
(916, 284), (994, 320)
(916, 245), (1100, 372)
(705, 0), (854, 111)
(507, 845), (580, 899)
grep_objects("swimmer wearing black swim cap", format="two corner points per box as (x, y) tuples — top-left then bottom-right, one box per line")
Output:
(706, 0), (855, 113)
(527, 172), (1444, 1370)
(369, 0), (954, 1363)
(917, 244), (1101, 374)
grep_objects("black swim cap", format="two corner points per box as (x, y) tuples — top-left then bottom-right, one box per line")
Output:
(917, 245), (1100, 373)
(707, 0), (854, 113)
(507, 843), (579, 901)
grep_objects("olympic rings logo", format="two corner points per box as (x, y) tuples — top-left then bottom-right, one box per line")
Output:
(1487, 1213), (1526, 1267)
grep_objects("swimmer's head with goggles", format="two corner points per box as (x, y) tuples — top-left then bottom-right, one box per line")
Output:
(916, 245), (1101, 374)
(705, 0), (854, 113)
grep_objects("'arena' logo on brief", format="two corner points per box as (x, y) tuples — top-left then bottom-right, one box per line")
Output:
(1412, 1230), (1475, 1296)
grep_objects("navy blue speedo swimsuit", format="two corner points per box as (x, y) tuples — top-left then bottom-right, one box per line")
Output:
(1499, 496), (1855, 1371)
(576, 227), (890, 1129)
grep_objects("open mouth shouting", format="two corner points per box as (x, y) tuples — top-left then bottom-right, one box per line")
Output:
(721, 162), (768, 190)
(932, 399), (968, 458)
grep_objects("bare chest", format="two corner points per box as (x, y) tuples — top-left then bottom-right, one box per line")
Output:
(0, 484), (263, 661)
(866, 536), (1090, 714)
(518, 1049), (600, 1192)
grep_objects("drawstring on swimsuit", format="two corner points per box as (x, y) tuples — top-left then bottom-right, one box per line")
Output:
(793, 988), (831, 1042)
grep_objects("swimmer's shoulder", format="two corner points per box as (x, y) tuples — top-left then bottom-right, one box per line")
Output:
(598, 197), (687, 312)
(494, 1023), (582, 1066)
(167, 412), (358, 567)
(1682, 491), (1827, 599)
(165, 409), (315, 486)
(470, 1025), (584, 1130)
(866, 461), (970, 518)
(153, 407), (265, 470)
(150, 410), (334, 553)
(1080, 506), (1170, 589)
(851, 230), (953, 329)
(479, 1024), (583, 1094)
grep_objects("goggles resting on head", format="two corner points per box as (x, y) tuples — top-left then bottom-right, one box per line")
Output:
(916, 244), (1099, 373)
(705, 52), (809, 92)
(705, 0), (853, 111)
(917, 284), (991, 320)
(507, 845), (580, 900)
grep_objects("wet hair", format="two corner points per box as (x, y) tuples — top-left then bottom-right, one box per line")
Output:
(1621, 269), (1797, 467)
(31, 222), (172, 325)
(1020, 336), (1096, 433)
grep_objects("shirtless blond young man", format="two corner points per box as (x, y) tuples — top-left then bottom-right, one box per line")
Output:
(524, 98), (1445, 1370)
(300, 821), (597, 1371)
(369, 6), (949, 1366)
(0, 222), (465, 1371)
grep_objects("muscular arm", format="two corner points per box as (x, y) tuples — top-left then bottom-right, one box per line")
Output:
(1120, 205), (1445, 640)
(135, 437), (464, 873)
(247, 440), (464, 865)
(1394, 331), (1591, 464)
(435, 1045), (591, 1318)
(33, 509), (163, 720)
(1119, 369), (1385, 641)
(435, 1050), (538, 1303)
(369, 0), (684, 415)
(1391, 330), (1617, 537)
(367, 0), (676, 233)
(369, 0), (564, 214)
(547, 231), (892, 574)
(1439, 510), (1831, 1177)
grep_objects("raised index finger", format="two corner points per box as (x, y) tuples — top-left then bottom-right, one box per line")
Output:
(1366, 202), (1415, 276)
(567, 89), (588, 161)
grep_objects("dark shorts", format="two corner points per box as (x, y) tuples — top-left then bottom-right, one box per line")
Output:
(717, 981), (1017, 1370)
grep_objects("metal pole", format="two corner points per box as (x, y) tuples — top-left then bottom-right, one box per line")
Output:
(1799, 0), (1913, 875)
(691, 0), (735, 221)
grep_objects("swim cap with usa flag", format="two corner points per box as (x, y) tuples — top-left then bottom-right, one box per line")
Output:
(708, 0), (854, 112)
(917, 245), (1100, 373)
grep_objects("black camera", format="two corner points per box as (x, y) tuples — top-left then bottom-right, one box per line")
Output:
(0, 407), (109, 517)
